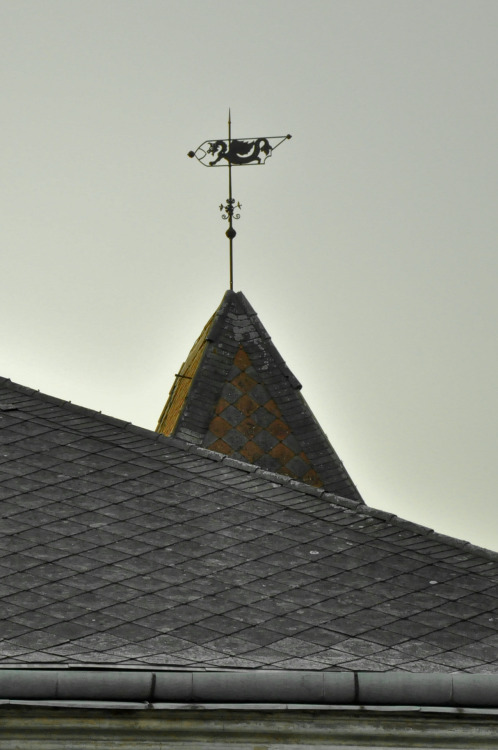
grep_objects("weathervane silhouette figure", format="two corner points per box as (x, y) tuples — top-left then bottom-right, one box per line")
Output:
(188, 112), (291, 290)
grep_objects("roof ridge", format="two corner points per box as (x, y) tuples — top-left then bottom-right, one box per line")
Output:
(0, 376), (160, 439)
(168, 436), (498, 564)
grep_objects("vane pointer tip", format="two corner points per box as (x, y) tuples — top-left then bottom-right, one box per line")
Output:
(188, 150), (196, 158)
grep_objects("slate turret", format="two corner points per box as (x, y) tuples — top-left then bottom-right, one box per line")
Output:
(157, 290), (362, 502)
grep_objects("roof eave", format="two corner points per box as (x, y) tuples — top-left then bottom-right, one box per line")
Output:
(1, 669), (498, 709)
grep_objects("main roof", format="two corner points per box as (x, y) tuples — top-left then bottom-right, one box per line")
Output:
(156, 291), (362, 502)
(1, 376), (497, 672)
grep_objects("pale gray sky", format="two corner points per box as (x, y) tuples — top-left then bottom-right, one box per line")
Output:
(2, 1), (497, 550)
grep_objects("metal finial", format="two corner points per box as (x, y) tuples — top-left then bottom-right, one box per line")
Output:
(226, 109), (235, 289)
(188, 115), (292, 290)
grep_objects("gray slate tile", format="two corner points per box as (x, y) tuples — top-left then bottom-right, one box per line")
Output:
(0, 377), (498, 671)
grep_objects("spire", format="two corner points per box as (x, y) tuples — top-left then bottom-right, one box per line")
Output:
(157, 291), (363, 503)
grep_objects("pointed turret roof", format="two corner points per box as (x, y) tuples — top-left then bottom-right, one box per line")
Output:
(157, 290), (363, 502)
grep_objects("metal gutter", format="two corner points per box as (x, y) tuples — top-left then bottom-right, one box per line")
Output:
(0, 670), (498, 708)
(2, 701), (498, 718)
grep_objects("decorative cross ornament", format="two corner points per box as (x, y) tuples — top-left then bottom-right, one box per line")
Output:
(188, 112), (291, 290)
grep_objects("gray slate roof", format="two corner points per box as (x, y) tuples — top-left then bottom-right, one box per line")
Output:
(0, 377), (497, 672)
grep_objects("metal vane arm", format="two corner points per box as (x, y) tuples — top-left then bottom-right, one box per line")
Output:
(188, 114), (291, 291)
(188, 133), (292, 167)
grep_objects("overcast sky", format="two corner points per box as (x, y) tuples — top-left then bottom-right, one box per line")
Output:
(2, 1), (497, 551)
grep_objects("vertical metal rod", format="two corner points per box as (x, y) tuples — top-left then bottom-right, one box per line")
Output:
(228, 110), (233, 291)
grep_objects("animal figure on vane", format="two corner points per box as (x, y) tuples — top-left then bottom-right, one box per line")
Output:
(208, 138), (273, 166)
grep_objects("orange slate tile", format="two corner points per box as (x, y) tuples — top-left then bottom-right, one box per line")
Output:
(235, 394), (259, 416)
(215, 398), (231, 416)
(268, 418), (291, 441)
(270, 443), (294, 465)
(209, 416), (231, 438)
(264, 399), (282, 418)
(234, 347), (251, 371)
(209, 438), (232, 455)
(237, 418), (261, 440)
(239, 441), (265, 462)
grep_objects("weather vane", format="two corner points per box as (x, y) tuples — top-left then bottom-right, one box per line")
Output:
(188, 111), (291, 290)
